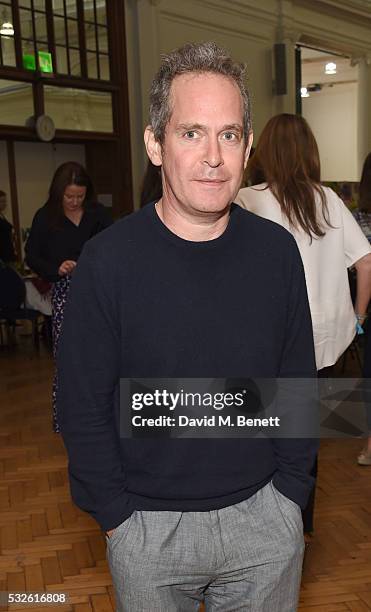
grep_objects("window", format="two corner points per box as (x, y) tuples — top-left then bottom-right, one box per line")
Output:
(0, 79), (34, 125)
(0, 1), (117, 134)
(83, 0), (109, 80)
(44, 84), (113, 132)
(53, 0), (80, 75)
(0, 0), (110, 80)
(0, 1), (16, 67)
(18, 0), (53, 72)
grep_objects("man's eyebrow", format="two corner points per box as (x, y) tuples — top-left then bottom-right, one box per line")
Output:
(175, 123), (243, 133)
(176, 123), (206, 132)
(221, 124), (243, 133)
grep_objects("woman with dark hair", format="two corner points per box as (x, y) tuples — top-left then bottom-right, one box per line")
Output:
(25, 161), (112, 431)
(237, 114), (371, 371)
(236, 114), (371, 534)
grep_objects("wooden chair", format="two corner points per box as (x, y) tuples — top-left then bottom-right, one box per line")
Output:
(0, 262), (42, 349)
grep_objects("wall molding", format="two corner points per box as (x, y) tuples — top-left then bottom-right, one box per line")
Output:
(295, 0), (371, 27)
(158, 0), (278, 30)
(315, 0), (371, 19)
(191, 0), (278, 26)
(159, 10), (272, 45)
(296, 21), (371, 55)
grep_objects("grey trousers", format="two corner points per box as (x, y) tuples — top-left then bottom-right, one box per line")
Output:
(106, 481), (304, 612)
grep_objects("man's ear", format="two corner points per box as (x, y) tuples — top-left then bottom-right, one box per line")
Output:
(144, 126), (162, 166)
(243, 131), (254, 169)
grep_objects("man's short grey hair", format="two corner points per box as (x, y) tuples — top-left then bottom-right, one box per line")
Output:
(149, 41), (252, 144)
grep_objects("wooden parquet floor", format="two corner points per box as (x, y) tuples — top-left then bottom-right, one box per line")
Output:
(0, 343), (371, 611)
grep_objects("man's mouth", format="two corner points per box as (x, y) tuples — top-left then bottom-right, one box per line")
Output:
(195, 179), (227, 185)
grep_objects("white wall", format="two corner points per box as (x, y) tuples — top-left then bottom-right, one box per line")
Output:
(303, 83), (358, 181)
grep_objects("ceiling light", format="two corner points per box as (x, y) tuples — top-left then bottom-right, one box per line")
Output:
(325, 62), (337, 75)
(307, 83), (322, 93)
(0, 21), (14, 37)
(301, 87), (309, 98)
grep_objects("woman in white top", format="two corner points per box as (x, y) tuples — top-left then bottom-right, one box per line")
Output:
(236, 114), (371, 372)
(236, 115), (371, 528)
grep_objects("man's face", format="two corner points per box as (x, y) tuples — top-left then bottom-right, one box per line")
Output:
(148, 72), (252, 217)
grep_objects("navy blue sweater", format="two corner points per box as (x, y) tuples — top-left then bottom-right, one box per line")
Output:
(58, 203), (318, 531)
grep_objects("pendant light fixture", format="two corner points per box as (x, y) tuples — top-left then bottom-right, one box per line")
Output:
(0, 8), (14, 37)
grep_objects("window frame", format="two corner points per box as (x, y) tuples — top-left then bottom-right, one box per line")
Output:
(0, 1), (133, 216)
(0, 0), (119, 137)
(0, 0), (112, 82)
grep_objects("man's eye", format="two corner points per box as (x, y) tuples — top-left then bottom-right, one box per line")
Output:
(223, 132), (237, 141)
(185, 131), (198, 139)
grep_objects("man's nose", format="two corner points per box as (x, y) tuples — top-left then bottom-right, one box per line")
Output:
(204, 137), (223, 167)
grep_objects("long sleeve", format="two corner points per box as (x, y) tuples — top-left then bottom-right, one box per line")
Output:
(25, 209), (60, 281)
(57, 241), (133, 531)
(271, 239), (319, 509)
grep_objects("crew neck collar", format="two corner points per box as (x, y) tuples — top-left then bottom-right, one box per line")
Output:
(146, 201), (237, 249)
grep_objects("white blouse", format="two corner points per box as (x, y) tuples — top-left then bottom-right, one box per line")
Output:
(236, 184), (371, 369)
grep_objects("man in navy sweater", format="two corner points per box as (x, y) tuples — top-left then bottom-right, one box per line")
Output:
(58, 42), (318, 611)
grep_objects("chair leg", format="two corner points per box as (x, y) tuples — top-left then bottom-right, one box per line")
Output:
(32, 319), (40, 350)
(5, 321), (16, 347)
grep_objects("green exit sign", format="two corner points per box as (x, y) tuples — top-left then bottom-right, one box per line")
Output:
(22, 51), (53, 73)
(23, 53), (36, 71)
(38, 51), (53, 73)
